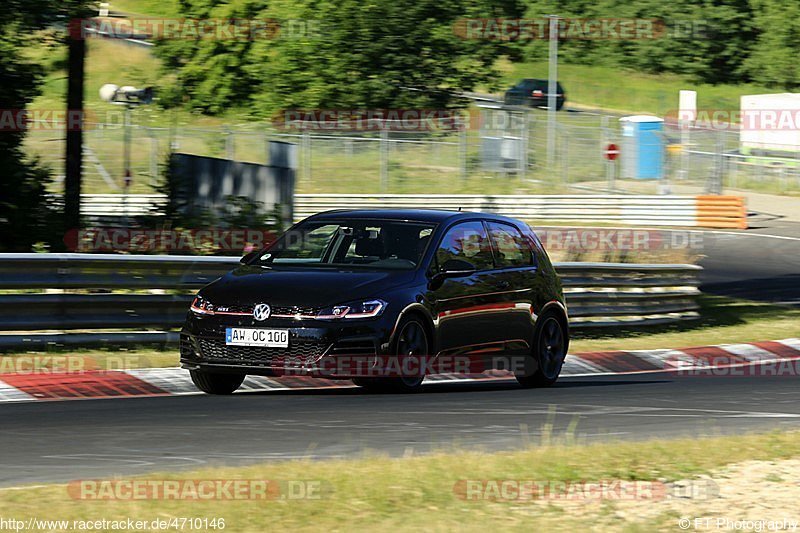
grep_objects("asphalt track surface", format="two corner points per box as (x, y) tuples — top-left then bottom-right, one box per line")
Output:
(697, 220), (800, 306)
(2, 372), (800, 487)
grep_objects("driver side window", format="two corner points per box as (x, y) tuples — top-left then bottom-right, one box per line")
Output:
(435, 221), (494, 272)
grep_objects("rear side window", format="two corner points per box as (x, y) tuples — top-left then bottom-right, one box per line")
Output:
(486, 222), (533, 268)
(435, 221), (494, 272)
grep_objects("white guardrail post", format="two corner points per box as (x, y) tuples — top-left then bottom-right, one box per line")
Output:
(74, 193), (747, 229)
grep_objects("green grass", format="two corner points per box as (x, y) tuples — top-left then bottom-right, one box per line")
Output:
(496, 59), (777, 116)
(1, 430), (799, 531)
(25, 37), (250, 193)
(570, 295), (800, 353)
(108, 0), (179, 16)
(0, 347), (177, 373)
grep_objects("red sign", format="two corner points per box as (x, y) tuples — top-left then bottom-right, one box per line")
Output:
(604, 143), (620, 161)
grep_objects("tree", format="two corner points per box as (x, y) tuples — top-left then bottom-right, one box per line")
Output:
(0, 0), (92, 251)
(744, 0), (800, 89)
(522, 0), (755, 85)
(155, 0), (524, 116)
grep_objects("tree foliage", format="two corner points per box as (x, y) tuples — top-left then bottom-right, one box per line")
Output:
(155, 0), (524, 115)
(744, 0), (800, 89)
(522, 0), (756, 85)
(155, 0), (800, 118)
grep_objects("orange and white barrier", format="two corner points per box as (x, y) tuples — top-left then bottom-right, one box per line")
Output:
(295, 194), (749, 229)
(695, 195), (747, 229)
(72, 193), (749, 230)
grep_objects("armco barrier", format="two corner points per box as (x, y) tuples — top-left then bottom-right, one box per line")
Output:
(0, 254), (700, 349)
(75, 193), (747, 229)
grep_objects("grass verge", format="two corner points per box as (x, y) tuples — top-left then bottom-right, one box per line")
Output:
(0, 348), (177, 373)
(1, 431), (798, 531)
(497, 60), (776, 116)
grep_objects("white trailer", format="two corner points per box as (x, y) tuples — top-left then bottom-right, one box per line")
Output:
(740, 93), (800, 155)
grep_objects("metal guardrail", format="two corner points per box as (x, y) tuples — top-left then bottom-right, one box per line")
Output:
(555, 262), (701, 327)
(0, 254), (701, 349)
(0, 253), (233, 290)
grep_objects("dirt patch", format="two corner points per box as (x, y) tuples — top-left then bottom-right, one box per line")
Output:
(502, 458), (800, 530)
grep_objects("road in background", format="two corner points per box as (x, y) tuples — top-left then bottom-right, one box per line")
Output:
(698, 220), (800, 306)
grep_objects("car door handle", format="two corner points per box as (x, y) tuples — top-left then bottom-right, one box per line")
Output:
(495, 280), (510, 290)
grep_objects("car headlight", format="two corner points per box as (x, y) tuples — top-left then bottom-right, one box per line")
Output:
(317, 299), (387, 320)
(190, 295), (215, 315)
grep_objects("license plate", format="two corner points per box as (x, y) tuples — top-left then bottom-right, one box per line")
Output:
(225, 328), (289, 348)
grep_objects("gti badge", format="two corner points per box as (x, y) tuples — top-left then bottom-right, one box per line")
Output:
(253, 303), (271, 321)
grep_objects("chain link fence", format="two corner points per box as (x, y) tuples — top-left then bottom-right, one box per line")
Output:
(23, 109), (800, 196)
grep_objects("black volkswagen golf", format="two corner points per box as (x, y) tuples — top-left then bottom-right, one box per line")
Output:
(181, 209), (568, 394)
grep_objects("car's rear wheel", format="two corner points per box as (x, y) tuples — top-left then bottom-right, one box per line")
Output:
(516, 312), (567, 388)
(190, 370), (246, 395)
(354, 317), (428, 393)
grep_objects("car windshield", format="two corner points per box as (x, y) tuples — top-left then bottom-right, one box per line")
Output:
(255, 219), (437, 270)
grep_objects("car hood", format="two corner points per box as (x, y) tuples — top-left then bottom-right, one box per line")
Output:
(200, 265), (417, 307)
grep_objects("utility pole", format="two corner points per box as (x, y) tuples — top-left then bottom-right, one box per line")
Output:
(64, 34), (85, 237)
(546, 15), (559, 171)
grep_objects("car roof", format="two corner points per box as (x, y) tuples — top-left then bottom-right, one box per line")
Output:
(305, 208), (518, 225)
(518, 78), (562, 87)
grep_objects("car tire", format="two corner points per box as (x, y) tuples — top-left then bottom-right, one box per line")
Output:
(515, 311), (567, 388)
(354, 316), (428, 393)
(190, 370), (246, 395)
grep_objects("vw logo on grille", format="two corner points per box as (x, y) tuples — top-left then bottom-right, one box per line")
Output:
(253, 303), (271, 321)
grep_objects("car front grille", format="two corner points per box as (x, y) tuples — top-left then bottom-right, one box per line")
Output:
(214, 304), (323, 317)
(272, 305), (323, 317)
(198, 338), (328, 366)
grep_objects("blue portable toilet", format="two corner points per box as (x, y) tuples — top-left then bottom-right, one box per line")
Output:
(619, 115), (664, 179)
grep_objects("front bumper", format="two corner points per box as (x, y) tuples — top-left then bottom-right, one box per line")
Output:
(180, 312), (396, 378)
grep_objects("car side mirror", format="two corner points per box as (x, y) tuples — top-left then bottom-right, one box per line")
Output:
(437, 258), (477, 278)
(240, 250), (260, 264)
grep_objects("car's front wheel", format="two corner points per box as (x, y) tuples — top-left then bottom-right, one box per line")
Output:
(516, 312), (567, 388)
(354, 316), (428, 393)
(190, 370), (246, 395)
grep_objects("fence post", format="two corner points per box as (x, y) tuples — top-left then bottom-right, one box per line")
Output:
(225, 127), (235, 160)
(459, 127), (467, 181)
(380, 128), (389, 192)
(561, 130), (569, 187)
(707, 130), (724, 194)
(681, 125), (691, 181)
(303, 131), (312, 182)
(601, 116), (614, 191)
(520, 112), (528, 181)
(149, 129), (159, 187)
